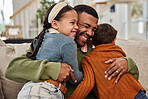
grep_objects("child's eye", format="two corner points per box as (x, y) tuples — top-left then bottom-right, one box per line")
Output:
(71, 22), (75, 24)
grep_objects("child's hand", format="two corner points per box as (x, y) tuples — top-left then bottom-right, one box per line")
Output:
(57, 63), (76, 83)
(70, 71), (77, 83)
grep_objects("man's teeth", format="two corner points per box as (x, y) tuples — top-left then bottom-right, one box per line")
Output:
(82, 36), (87, 40)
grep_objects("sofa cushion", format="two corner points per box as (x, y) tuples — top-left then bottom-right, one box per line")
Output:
(0, 69), (4, 99)
(1, 76), (24, 99)
(0, 40), (29, 99)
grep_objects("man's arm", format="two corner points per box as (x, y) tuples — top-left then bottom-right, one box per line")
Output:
(125, 57), (139, 79)
(104, 57), (139, 83)
(5, 50), (73, 83)
(5, 54), (61, 83)
(66, 57), (95, 99)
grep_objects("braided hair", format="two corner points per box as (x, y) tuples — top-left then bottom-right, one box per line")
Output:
(26, 4), (73, 59)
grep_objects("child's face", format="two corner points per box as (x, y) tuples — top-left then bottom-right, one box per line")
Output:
(56, 10), (78, 39)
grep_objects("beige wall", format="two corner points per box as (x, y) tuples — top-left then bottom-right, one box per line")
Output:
(13, 0), (31, 14)
(11, 0), (41, 38)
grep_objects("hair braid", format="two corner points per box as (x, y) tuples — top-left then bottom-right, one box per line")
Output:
(26, 22), (51, 59)
(26, 29), (46, 60)
(29, 31), (42, 52)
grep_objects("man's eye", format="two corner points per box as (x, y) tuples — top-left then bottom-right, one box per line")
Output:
(83, 25), (89, 28)
(93, 28), (97, 32)
(71, 22), (75, 24)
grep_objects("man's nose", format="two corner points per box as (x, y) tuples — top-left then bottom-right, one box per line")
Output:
(86, 29), (94, 37)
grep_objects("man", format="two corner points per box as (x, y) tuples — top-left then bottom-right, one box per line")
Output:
(5, 4), (138, 98)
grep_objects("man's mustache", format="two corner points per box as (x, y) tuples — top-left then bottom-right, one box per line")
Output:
(79, 32), (92, 39)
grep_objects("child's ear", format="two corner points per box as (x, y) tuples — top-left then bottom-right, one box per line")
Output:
(112, 38), (116, 45)
(51, 20), (59, 30)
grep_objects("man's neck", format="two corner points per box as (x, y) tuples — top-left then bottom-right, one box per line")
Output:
(77, 47), (81, 50)
(77, 44), (88, 53)
(77, 44), (82, 50)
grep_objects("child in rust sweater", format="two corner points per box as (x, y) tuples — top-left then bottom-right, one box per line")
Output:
(67, 23), (147, 99)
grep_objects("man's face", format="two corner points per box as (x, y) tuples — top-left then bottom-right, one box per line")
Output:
(75, 12), (98, 49)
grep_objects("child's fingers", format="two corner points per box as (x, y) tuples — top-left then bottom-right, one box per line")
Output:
(69, 66), (74, 72)
(70, 71), (77, 83)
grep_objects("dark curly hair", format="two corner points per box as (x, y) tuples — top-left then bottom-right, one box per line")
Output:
(74, 4), (99, 19)
(92, 23), (117, 46)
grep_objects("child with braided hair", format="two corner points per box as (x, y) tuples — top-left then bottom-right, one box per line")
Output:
(17, 2), (83, 99)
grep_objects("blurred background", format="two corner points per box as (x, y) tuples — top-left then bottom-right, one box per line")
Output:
(0, 0), (148, 40)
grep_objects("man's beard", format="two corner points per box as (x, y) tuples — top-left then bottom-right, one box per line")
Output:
(74, 32), (91, 48)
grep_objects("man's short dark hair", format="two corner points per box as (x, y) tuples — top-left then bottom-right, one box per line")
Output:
(74, 5), (99, 19)
(92, 23), (117, 46)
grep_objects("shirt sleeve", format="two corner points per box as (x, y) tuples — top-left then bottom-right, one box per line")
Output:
(5, 50), (61, 83)
(123, 57), (139, 79)
(61, 42), (83, 84)
(66, 56), (95, 99)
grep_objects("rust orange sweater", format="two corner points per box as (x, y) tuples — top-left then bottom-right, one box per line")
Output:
(67, 44), (145, 99)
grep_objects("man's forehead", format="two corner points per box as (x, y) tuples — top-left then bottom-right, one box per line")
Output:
(83, 23), (97, 28)
(78, 12), (98, 26)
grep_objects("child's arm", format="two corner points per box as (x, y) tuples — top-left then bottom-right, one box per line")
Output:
(66, 56), (95, 99)
(61, 42), (83, 84)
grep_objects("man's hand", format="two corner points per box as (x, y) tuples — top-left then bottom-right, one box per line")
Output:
(104, 58), (128, 83)
(57, 63), (76, 83)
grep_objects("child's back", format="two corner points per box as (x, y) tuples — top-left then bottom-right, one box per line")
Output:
(84, 43), (145, 99)
(36, 32), (75, 63)
(35, 31), (83, 83)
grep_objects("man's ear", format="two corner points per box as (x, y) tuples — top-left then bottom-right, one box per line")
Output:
(51, 20), (59, 30)
(112, 38), (116, 45)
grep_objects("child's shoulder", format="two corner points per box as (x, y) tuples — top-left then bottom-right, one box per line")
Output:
(45, 33), (75, 44)
(57, 33), (75, 43)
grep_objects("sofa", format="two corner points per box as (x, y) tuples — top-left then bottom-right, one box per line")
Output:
(0, 39), (148, 99)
